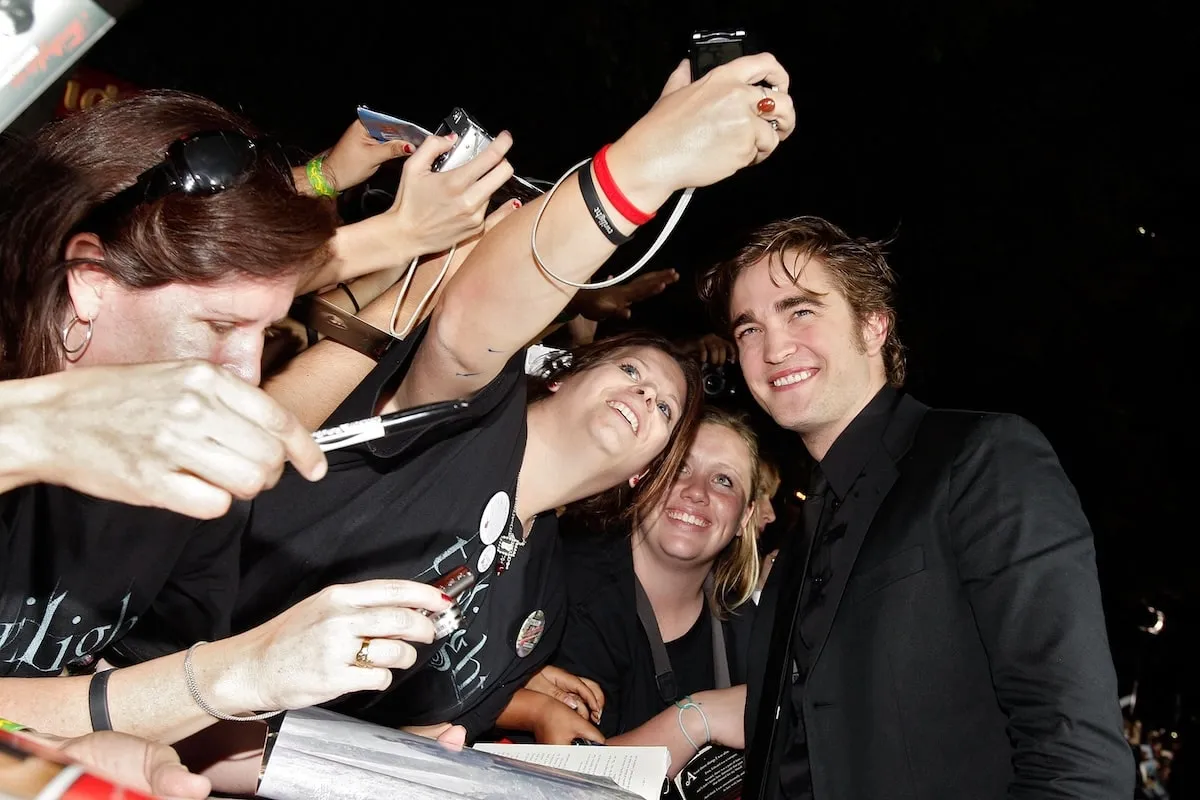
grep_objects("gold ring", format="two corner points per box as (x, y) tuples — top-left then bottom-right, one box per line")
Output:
(354, 638), (373, 668)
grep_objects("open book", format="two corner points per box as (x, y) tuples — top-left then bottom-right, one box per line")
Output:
(475, 742), (744, 800)
(473, 743), (670, 800)
(256, 707), (644, 800)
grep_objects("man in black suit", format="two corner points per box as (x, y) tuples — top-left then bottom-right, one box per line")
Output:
(699, 216), (1132, 799)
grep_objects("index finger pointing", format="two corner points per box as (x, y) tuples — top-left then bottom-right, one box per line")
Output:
(208, 370), (328, 482)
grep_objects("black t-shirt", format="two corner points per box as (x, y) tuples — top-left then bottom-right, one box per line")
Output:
(553, 524), (755, 738)
(235, 324), (566, 739)
(0, 486), (246, 676)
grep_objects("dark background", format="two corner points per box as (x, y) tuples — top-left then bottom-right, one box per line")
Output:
(74, 0), (1197, 731)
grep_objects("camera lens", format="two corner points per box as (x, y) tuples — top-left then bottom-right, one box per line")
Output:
(702, 365), (726, 396)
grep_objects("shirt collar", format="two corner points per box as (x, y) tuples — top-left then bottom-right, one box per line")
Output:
(817, 385), (900, 500)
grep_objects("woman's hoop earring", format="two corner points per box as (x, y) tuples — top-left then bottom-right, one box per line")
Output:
(61, 315), (94, 360)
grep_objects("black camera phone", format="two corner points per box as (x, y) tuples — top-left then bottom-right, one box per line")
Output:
(689, 29), (751, 80)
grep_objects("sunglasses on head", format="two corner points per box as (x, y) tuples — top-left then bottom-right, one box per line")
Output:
(82, 130), (291, 233)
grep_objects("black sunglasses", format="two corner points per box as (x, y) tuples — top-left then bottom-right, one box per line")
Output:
(82, 130), (290, 233)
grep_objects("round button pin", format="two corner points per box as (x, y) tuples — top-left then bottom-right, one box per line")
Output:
(478, 491), (510, 546)
(477, 544), (497, 573)
(515, 610), (545, 658)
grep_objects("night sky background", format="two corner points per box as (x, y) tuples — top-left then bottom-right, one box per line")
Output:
(70, 0), (1199, 732)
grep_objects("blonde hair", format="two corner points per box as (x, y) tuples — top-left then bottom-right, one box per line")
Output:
(700, 407), (762, 618)
(751, 457), (781, 534)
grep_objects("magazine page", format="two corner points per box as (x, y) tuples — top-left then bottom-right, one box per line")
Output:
(0, 730), (154, 800)
(473, 743), (671, 800)
(256, 706), (643, 800)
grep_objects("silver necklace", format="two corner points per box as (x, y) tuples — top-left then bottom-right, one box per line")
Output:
(496, 474), (532, 574)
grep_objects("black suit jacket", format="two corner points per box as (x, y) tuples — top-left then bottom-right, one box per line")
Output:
(745, 394), (1132, 800)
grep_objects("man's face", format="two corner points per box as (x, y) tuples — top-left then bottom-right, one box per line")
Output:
(728, 253), (886, 455)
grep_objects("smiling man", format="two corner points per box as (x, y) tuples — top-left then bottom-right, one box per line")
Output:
(699, 216), (1131, 800)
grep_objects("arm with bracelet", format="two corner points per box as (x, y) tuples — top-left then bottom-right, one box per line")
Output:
(296, 126), (516, 294)
(388, 53), (794, 412)
(605, 686), (747, 778)
(291, 118), (413, 202)
(0, 578), (454, 748)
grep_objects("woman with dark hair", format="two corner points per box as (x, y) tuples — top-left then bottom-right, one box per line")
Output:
(0, 89), (507, 741)
(233, 52), (795, 750)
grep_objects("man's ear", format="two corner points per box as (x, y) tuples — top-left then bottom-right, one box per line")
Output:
(861, 311), (889, 357)
(63, 233), (111, 321)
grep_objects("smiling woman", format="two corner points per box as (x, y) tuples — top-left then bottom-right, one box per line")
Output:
(234, 328), (704, 739)
(533, 407), (762, 776)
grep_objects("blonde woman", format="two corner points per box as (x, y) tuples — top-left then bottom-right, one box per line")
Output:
(515, 408), (761, 777)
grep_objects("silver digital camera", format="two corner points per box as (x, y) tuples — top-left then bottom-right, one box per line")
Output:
(431, 107), (544, 209)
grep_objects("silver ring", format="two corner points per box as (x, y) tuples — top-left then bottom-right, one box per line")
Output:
(770, 119), (779, 131)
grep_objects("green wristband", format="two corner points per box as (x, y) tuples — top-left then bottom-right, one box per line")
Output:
(305, 156), (337, 198)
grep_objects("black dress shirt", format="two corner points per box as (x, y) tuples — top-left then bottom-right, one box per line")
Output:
(777, 387), (900, 800)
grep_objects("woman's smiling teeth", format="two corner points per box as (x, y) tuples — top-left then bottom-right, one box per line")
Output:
(667, 509), (710, 527)
(608, 399), (639, 433)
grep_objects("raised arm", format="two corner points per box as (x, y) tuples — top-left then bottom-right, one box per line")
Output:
(298, 131), (514, 293)
(951, 415), (1133, 799)
(264, 201), (522, 429)
(391, 54), (795, 408)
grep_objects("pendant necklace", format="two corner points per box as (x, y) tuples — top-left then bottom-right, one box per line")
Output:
(496, 473), (535, 574)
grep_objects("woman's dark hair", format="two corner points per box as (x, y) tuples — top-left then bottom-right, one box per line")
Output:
(530, 330), (703, 527)
(0, 90), (338, 379)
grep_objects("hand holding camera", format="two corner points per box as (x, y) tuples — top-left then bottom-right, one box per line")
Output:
(378, 126), (515, 258)
(603, 53), (794, 212)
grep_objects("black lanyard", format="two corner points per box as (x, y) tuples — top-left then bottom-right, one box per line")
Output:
(633, 576), (731, 705)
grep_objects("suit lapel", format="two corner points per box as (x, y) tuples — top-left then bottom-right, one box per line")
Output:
(803, 398), (928, 673)
(798, 451), (898, 671)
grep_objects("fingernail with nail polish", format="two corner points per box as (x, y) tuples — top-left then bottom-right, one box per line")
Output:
(441, 593), (454, 603)
(512, 199), (522, 209)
